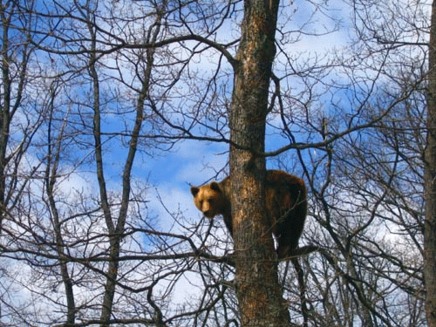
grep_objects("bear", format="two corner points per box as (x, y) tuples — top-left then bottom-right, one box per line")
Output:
(190, 170), (307, 259)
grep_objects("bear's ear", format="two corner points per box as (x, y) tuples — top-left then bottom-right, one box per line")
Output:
(210, 182), (221, 192)
(191, 186), (200, 197)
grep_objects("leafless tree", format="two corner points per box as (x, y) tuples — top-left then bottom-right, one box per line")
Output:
(272, 0), (429, 326)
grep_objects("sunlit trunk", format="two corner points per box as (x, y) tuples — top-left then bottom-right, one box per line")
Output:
(229, 0), (290, 325)
(425, 1), (436, 326)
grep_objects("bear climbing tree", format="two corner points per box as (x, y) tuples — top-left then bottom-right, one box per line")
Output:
(191, 170), (307, 259)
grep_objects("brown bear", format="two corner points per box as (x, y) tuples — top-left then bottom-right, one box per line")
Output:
(190, 170), (307, 259)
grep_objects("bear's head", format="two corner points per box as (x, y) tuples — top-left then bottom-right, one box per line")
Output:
(190, 182), (227, 219)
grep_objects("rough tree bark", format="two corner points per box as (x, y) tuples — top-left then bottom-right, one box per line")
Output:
(229, 0), (290, 325)
(425, 1), (436, 326)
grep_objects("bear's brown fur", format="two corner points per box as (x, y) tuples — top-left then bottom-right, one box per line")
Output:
(190, 170), (307, 259)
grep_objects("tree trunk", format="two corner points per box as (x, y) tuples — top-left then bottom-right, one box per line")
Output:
(229, 1), (289, 325)
(425, 1), (436, 326)
(0, 3), (12, 234)
(45, 88), (76, 326)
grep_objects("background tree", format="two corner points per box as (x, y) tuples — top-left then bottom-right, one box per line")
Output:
(281, 0), (428, 325)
